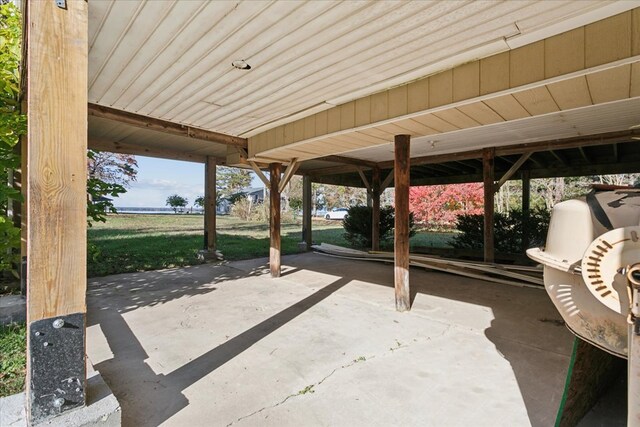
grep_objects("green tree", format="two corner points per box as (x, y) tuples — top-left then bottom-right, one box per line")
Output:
(166, 194), (188, 213)
(87, 150), (138, 225)
(194, 196), (204, 208)
(217, 166), (251, 199)
(0, 2), (25, 274)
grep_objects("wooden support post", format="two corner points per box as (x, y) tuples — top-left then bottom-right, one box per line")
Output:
(483, 148), (495, 263)
(371, 167), (381, 252)
(25, 0), (88, 423)
(302, 176), (312, 250)
(204, 156), (217, 254)
(270, 163), (282, 278)
(522, 170), (531, 252)
(394, 135), (411, 312)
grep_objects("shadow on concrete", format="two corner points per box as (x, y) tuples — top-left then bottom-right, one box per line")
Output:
(89, 252), (570, 427)
(89, 262), (349, 426)
(284, 252), (571, 427)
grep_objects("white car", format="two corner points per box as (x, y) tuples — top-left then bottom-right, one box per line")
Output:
(324, 208), (349, 220)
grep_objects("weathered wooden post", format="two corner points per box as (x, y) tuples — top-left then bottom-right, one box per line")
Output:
(371, 167), (381, 252)
(521, 169), (531, 252)
(270, 163), (282, 277)
(394, 135), (411, 311)
(483, 148), (495, 263)
(202, 156), (217, 259)
(25, 0), (89, 423)
(302, 175), (312, 250)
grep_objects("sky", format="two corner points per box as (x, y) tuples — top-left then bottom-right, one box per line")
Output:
(114, 156), (262, 208)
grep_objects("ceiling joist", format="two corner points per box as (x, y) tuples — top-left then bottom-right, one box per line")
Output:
(88, 103), (247, 148)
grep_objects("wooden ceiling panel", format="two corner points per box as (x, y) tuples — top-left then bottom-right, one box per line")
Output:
(359, 127), (395, 142)
(512, 86), (560, 116)
(546, 76), (593, 110)
(412, 114), (460, 133)
(587, 64), (632, 104)
(88, 1), (628, 137)
(456, 102), (505, 125)
(432, 109), (481, 130)
(394, 119), (439, 136)
(483, 95), (531, 121)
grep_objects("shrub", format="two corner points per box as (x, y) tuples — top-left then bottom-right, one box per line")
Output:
(230, 198), (252, 220)
(231, 200), (295, 223)
(0, 216), (19, 276)
(342, 205), (416, 248)
(451, 207), (550, 253)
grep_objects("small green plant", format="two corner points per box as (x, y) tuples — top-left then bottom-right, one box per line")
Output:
(342, 205), (416, 249)
(0, 323), (26, 397)
(297, 384), (315, 395)
(452, 207), (550, 253)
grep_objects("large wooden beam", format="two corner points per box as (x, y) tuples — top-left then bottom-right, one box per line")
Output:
(494, 152), (531, 192)
(357, 168), (372, 192)
(383, 131), (638, 170)
(269, 163), (282, 278)
(204, 157), (217, 253)
(278, 158), (299, 193)
(371, 167), (381, 252)
(88, 103), (247, 148)
(302, 176), (312, 250)
(26, 0), (88, 422)
(380, 169), (394, 191)
(483, 148), (495, 263)
(89, 138), (209, 163)
(394, 135), (411, 312)
(317, 155), (378, 168)
(249, 160), (270, 187)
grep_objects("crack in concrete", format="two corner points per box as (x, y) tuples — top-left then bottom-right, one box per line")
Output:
(226, 356), (370, 427)
(226, 328), (452, 426)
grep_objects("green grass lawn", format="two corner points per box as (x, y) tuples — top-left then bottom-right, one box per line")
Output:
(87, 214), (454, 277)
(1, 215), (453, 397)
(0, 323), (26, 397)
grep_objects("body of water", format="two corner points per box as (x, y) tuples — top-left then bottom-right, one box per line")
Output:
(115, 207), (204, 214)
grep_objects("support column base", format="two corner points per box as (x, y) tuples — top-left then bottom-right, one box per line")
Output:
(1, 369), (121, 427)
(197, 250), (223, 262)
(298, 242), (312, 251)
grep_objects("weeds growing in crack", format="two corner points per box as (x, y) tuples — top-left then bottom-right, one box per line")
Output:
(298, 384), (315, 395)
(227, 355), (373, 425)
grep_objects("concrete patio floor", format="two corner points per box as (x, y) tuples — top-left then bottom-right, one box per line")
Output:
(86, 252), (573, 427)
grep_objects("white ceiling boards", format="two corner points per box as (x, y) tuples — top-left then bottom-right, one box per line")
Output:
(87, 0), (636, 141)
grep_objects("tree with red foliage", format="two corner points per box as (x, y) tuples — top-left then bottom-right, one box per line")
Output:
(409, 183), (484, 229)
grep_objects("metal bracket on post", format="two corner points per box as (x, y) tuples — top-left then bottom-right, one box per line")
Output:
(29, 312), (86, 424)
(55, 0), (67, 9)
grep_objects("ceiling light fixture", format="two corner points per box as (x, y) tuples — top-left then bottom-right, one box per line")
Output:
(232, 60), (251, 70)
